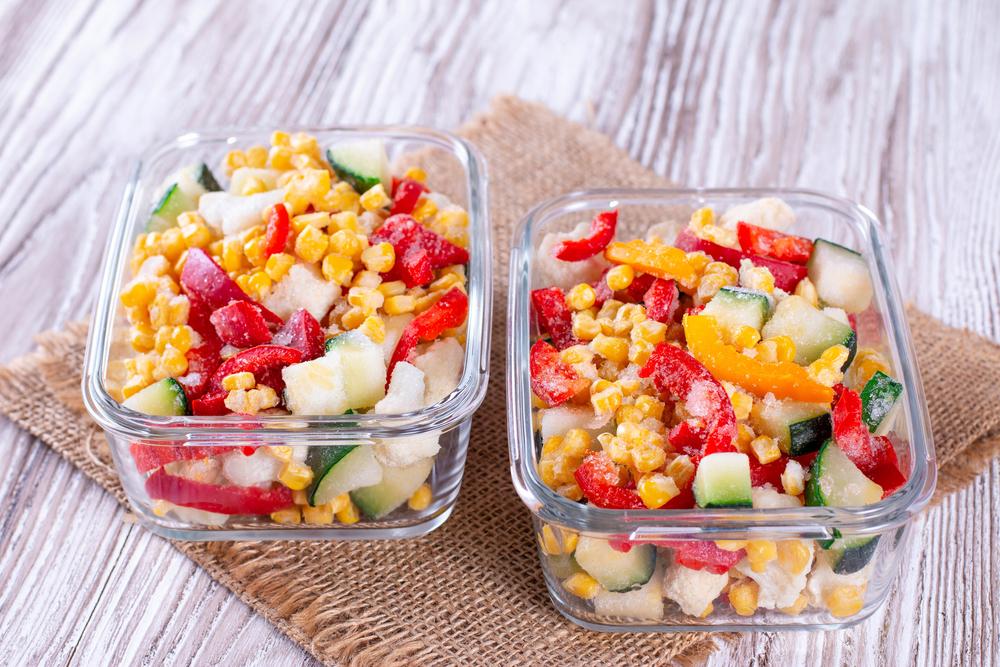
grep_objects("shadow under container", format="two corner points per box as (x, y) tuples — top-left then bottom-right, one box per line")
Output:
(507, 188), (935, 630)
(83, 127), (491, 541)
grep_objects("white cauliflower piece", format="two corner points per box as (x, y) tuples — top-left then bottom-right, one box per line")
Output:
(806, 551), (873, 604)
(198, 189), (284, 235)
(735, 543), (814, 609)
(662, 560), (729, 617)
(164, 457), (222, 485)
(373, 362), (441, 466)
(645, 220), (684, 244)
(412, 338), (464, 405)
(536, 222), (610, 290)
(593, 564), (664, 620)
(719, 197), (795, 231)
(282, 355), (348, 415)
(222, 448), (284, 487)
(538, 405), (609, 441)
(752, 485), (803, 509)
(822, 306), (850, 326)
(263, 263), (340, 322)
(382, 314), (415, 363)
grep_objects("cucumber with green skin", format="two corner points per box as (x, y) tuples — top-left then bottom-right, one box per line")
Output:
(703, 287), (772, 339)
(350, 456), (434, 519)
(860, 370), (903, 435)
(326, 139), (391, 194)
(146, 183), (197, 232)
(826, 535), (880, 574)
(307, 445), (383, 506)
(324, 331), (387, 409)
(574, 536), (656, 592)
(693, 452), (753, 508)
(122, 378), (189, 416)
(193, 163), (222, 192)
(761, 294), (857, 367)
(807, 239), (874, 314)
(752, 396), (831, 456)
(806, 440), (884, 549)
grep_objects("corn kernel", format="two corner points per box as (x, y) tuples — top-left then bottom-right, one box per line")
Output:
(267, 445), (294, 462)
(294, 225), (329, 263)
(169, 325), (193, 353)
(728, 580), (760, 616)
(336, 500), (360, 524)
(699, 603), (714, 619)
(565, 284), (597, 311)
(777, 540), (812, 576)
(771, 335), (797, 363)
(754, 339), (779, 363)
(411, 197), (438, 223)
(323, 181), (361, 214)
(715, 540), (748, 552)
(746, 539), (778, 573)
(357, 315), (386, 343)
(341, 306), (366, 330)
(781, 460), (806, 496)
(636, 473), (679, 508)
(429, 272), (464, 293)
(615, 405), (644, 425)
(240, 175), (267, 196)
(590, 334), (629, 364)
(329, 229), (365, 258)
(270, 507), (302, 524)
(591, 385), (623, 418)
(563, 572), (601, 600)
(825, 585), (865, 618)
(732, 325), (761, 349)
(630, 319), (666, 346)
(361, 242), (395, 273)
(635, 395), (665, 421)
(321, 253), (354, 285)
(807, 344), (850, 386)
(359, 183), (390, 211)
(402, 166), (426, 182)
(120, 279), (157, 309)
(245, 269), (272, 301)
(222, 371), (256, 391)
(606, 264), (635, 291)
(739, 262), (775, 293)
(180, 220), (212, 249)
(279, 461), (314, 490)
(223, 149), (246, 175)
(384, 294), (417, 315)
(292, 211), (331, 233)
(327, 211), (360, 234)
(378, 280), (407, 297)
(242, 144), (267, 168)
(269, 145), (293, 170)
(735, 423), (755, 453)
(347, 286), (384, 313)
(121, 376), (148, 399)
(221, 237), (244, 273)
(328, 493), (351, 514)
(794, 277), (820, 307)
(750, 435), (781, 465)
(159, 228), (185, 262)
(301, 503), (334, 524)
(779, 593), (809, 616)
(129, 325), (155, 352)
(352, 269), (382, 289)
(631, 443), (667, 473)
(665, 454), (695, 488)
(407, 483), (432, 511)
(572, 312), (601, 341)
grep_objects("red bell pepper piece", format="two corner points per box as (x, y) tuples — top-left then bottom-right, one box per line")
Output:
(658, 540), (746, 574)
(551, 210), (618, 261)
(643, 278), (679, 323)
(145, 468), (294, 515)
(831, 386), (880, 474)
(639, 343), (737, 454)
(371, 215), (469, 287)
(750, 455), (789, 488)
(530, 287), (580, 350)
(674, 229), (808, 291)
(591, 269), (614, 308)
(868, 435), (907, 497)
(387, 287), (469, 379)
(180, 249), (282, 325)
(263, 204), (290, 257)
(191, 391), (229, 416)
(620, 272), (656, 303)
(574, 452), (647, 509)
(272, 309), (324, 360)
(668, 420), (706, 459)
(130, 443), (231, 474)
(529, 339), (589, 407)
(210, 301), (274, 348)
(736, 221), (814, 264)
(177, 343), (222, 399)
(208, 344), (304, 394)
(389, 178), (428, 216)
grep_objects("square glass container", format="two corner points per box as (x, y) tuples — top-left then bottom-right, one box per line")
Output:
(83, 126), (491, 541)
(507, 189), (935, 631)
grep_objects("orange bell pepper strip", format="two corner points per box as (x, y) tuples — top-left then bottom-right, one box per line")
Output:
(682, 314), (835, 403)
(604, 239), (700, 290)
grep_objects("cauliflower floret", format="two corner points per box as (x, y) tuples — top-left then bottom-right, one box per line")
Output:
(719, 197), (795, 231)
(752, 485), (803, 509)
(806, 550), (873, 603)
(538, 405), (609, 441)
(735, 543), (814, 609)
(382, 313), (415, 363)
(373, 362), (440, 466)
(662, 560), (729, 617)
(536, 222), (610, 290)
(412, 337), (464, 405)
(282, 355), (348, 415)
(222, 448), (283, 487)
(198, 189), (284, 235)
(263, 263), (340, 322)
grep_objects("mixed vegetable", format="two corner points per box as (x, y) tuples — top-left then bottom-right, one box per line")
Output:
(115, 131), (470, 527)
(530, 198), (907, 621)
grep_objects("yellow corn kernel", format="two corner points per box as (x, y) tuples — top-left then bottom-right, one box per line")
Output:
(239, 175), (267, 196)
(696, 271), (735, 305)
(750, 435), (781, 465)
(572, 312), (601, 341)
(358, 242), (394, 274)
(291, 153), (320, 170)
(269, 145), (293, 170)
(794, 277), (820, 307)
(267, 446), (294, 463)
(559, 345), (592, 367)
(596, 299), (623, 320)
(589, 334), (629, 364)
(359, 183), (390, 211)
(777, 540), (811, 576)
(626, 339), (652, 367)
(631, 443), (667, 474)
(120, 279), (157, 309)
(429, 272), (464, 292)
(537, 459), (558, 488)
(223, 149), (246, 175)
(270, 507), (302, 524)
(121, 376), (148, 399)
(329, 229), (365, 258)
(320, 253), (354, 285)
(294, 225), (329, 263)
(606, 264), (635, 291)
(634, 395), (665, 421)
(222, 371), (256, 391)
(590, 384), (624, 417)
(781, 460), (806, 496)
(564, 283), (596, 311)
(323, 181), (361, 214)
(411, 197), (438, 223)
(730, 390), (753, 421)
(180, 221), (212, 249)
(245, 270), (273, 301)
(807, 344), (850, 386)
(771, 335), (797, 363)
(292, 211), (331, 233)
(825, 585), (865, 618)
(699, 603), (714, 619)
(636, 473), (679, 508)
(403, 166), (427, 182)
(779, 593), (809, 616)
(221, 237), (244, 273)
(616, 421), (644, 445)
(336, 500), (360, 524)
(740, 263), (775, 294)
(159, 228), (185, 262)
(270, 130), (290, 147)
(301, 503), (334, 524)
(715, 539), (748, 552)
(630, 319), (666, 345)
(357, 314), (386, 343)
(129, 325), (155, 352)
(540, 435), (564, 458)
(735, 423), (755, 454)
(616, 376), (642, 396)
(153, 326), (171, 354)
(160, 344), (188, 375)
(563, 572), (601, 600)
(242, 144), (267, 168)
(260, 254), (292, 284)
(279, 461), (314, 491)
(665, 454), (696, 488)
(728, 580), (760, 616)
(383, 294), (417, 315)
(341, 306), (366, 330)
(754, 339), (779, 363)
(169, 325), (193, 354)
(351, 270), (382, 289)
(600, 435), (631, 465)
(561, 429), (593, 459)
(289, 132), (320, 157)
(732, 325), (761, 349)
(407, 483), (432, 511)
(347, 286), (384, 314)
(851, 348), (891, 388)
(378, 280), (407, 297)
(327, 211), (360, 234)
(326, 493), (350, 514)
(746, 539), (778, 573)
(615, 404), (644, 425)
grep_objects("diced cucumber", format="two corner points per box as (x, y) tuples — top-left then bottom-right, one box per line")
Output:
(703, 287), (772, 340)
(807, 239), (874, 314)
(751, 395), (831, 456)
(693, 452), (752, 508)
(861, 370), (903, 435)
(350, 456), (434, 519)
(761, 295), (857, 367)
(805, 440), (883, 509)
(326, 139), (391, 194)
(193, 163), (222, 192)
(592, 566), (664, 620)
(826, 535), (880, 574)
(308, 445), (383, 506)
(122, 378), (189, 416)
(574, 536), (656, 592)
(325, 331), (387, 409)
(146, 183), (197, 232)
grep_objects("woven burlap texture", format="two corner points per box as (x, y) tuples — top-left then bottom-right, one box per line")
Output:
(2, 97), (1000, 666)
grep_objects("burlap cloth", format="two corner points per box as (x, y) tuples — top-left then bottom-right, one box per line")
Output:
(2, 97), (1000, 666)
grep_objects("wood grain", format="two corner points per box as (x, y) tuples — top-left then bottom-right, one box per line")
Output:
(0, 0), (997, 664)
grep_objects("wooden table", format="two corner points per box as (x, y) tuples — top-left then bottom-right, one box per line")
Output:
(1, 1), (997, 664)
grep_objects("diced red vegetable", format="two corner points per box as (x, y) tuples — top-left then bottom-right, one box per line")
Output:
(389, 178), (428, 216)
(530, 287), (579, 350)
(750, 455), (789, 488)
(210, 301), (274, 348)
(620, 272), (655, 303)
(674, 229), (808, 291)
(371, 214), (469, 287)
(145, 468), (294, 514)
(639, 343), (737, 454)
(573, 452), (647, 509)
(272, 309), (324, 360)
(668, 420), (705, 458)
(831, 386), (880, 473)
(180, 249), (282, 325)
(529, 339), (588, 407)
(177, 343), (222, 399)
(209, 344), (304, 393)
(388, 287), (469, 380)
(551, 210), (618, 261)
(869, 435), (908, 497)
(736, 221), (814, 264)
(658, 540), (746, 574)
(643, 278), (679, 323)
(191, 391), (228, 416)
(129, 443), (232, 474)
(263, 204), (290, 257)
(591, 269), (614, 308)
